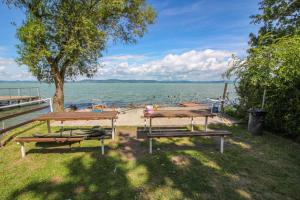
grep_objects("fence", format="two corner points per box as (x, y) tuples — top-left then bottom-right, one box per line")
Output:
(0, 87), (40, 97)
(0, 98), (53, 146)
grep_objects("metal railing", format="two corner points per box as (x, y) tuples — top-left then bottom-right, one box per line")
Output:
(0, 87), (40, 100)
(0, 98), (53, 146)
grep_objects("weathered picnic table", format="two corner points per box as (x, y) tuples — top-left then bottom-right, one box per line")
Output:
(143, 109), (216, 133)
(37, 111), (118, 140)
(15, 111), (118, 158)
(143, 110), (231, 153)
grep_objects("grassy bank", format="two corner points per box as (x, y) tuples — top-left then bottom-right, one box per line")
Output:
(0, 122), (300, 200)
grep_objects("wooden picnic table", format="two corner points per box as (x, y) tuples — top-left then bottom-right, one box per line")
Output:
(36, 111), (118, 140)
(143, 110), (216, 133)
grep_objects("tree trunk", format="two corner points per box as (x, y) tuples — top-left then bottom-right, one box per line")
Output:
(53, 76), (65, 112)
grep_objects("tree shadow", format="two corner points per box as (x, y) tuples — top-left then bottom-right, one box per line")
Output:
(8, 124), (299, 199)
(8, 153), (138, 200)
(108, 127), (251, 199)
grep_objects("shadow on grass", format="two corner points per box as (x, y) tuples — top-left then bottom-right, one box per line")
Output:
(7, 124), (300, 199)
(0, 122), (44, 146)
(8, 153), (137, 199)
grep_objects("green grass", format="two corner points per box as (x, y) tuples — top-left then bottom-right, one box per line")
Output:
(0, 122), (300, 200)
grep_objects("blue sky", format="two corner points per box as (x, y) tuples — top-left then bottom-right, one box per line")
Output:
(0, 0), (260, 81)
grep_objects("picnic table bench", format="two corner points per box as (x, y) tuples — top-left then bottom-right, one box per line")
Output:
(147, 130), (231, 153)
(143, 110), (231, 154)
(15, 111), (118, 158)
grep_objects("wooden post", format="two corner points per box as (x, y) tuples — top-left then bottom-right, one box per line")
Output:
(149, 138), (153, 154)
(261, 89), (266, 109)
(220, 136), (224, 154)
(60, 121), (64, 137)
(221, 82), (228, 113)
(47, 120), (51, 133)
(111, 119), (115, 140)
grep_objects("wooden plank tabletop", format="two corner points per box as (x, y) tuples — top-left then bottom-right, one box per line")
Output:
(179, 102), (209, 108)
(36, 111), (118, 121)
(144, 110), (216, 118)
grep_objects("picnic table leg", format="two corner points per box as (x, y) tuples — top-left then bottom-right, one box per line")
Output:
(60, 121), (64, 136)
(144, 118), (147, 130)
(191, 117), (194, 132)
(18, 142), (26, 158)
(149, 138), (153, 154)
(205, 116), (208, 131)
(111, 119), (115, 140)
(46, 120), (51, 133)
(149, 117), (152, 134)
(101, 138), (104, 155)
(220, 136), (224, 154)
(113, 119), (117, 136)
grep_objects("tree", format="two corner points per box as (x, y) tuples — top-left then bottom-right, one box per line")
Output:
(249, 0), (300, 47)
(225, 0), (300, 137)
(5, 0), (156, 111)
(226, 36), (300, 137)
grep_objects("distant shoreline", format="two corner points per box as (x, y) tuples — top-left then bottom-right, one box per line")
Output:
(0, 79), (234, 84)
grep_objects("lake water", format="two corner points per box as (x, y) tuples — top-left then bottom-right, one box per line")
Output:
(0, 82), (236, 107)
(0, 82), (237, 129)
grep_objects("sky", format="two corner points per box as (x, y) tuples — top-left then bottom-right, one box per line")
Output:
(0, 0), (260, 81)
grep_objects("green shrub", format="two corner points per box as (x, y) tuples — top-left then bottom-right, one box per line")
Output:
(226, 36), (300, 138)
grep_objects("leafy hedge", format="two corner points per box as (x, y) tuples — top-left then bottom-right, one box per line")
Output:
(226, 36), (300, 138)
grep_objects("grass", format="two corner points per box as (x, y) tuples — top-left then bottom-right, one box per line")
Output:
(0, 122), (300, 200)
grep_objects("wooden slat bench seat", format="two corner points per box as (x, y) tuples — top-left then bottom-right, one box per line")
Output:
(147, 130), (231, 154)
(137, 126), (189, 132)
(15, 133), (111, 158)
(32, 129), (111, 138)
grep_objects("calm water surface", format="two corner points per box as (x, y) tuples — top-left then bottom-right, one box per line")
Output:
(0, 82), (236, 106)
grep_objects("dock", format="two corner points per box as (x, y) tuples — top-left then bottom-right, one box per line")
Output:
(0, 96), (40, 106)
(0, 87), (41, 107)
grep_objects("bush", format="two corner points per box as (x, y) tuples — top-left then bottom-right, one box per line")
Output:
(226, 36), (300, 138)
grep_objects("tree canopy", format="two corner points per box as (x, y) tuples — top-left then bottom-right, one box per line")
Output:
(249, 0), (300, 47)
(5, 0), (156, 111)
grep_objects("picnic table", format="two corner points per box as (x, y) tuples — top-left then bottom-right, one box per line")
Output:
(36, 111), (118, 140)
(143, 110), (231, 154)
(15, 111), (119, 158)
(143, 109), (216, 133)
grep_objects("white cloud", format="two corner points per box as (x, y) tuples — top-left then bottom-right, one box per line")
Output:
(0, 57), (15, 67)
(0, 49), (233, 81)
(0, 57), (35, 81)
(0, 66), (5, 72)
(96, 49), (233, 81)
